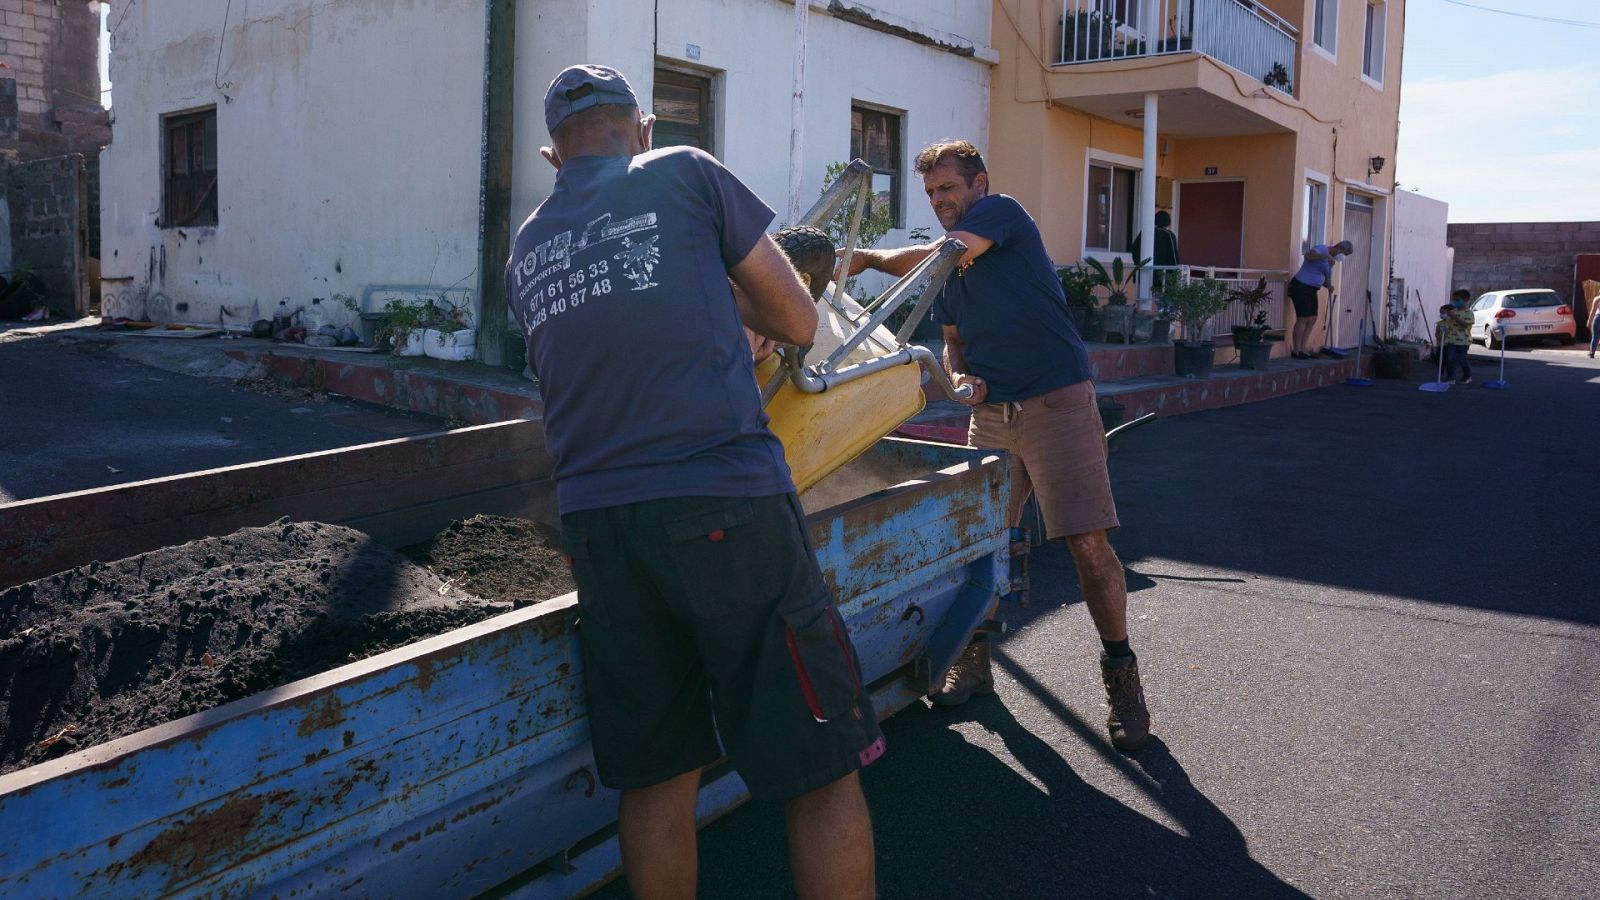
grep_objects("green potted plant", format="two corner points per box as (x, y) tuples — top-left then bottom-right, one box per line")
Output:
(1227, 277), (1274, 370)
(1264, 62), (1292, 93)
(1160, 276), (1230, 378)
(1058, 263), (1098, 336)
(375, 298), (430, 356)
(1086, 256), (1148, 343)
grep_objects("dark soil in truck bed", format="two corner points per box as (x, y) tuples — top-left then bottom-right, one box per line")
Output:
(399, 514), (574, 605)
(0, 518), (571, 776)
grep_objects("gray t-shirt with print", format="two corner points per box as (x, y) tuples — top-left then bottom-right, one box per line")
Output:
(505, 146), (792, 514)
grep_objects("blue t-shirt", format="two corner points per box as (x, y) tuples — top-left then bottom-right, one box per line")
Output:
(1293, 245), (1334, 287)
(932, 194), (1091, 403)
(505, 146), (793, 514)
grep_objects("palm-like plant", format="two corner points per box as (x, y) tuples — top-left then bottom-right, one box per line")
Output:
(1084, 256), (1149, 305)
(1227, 277), (1273, 343)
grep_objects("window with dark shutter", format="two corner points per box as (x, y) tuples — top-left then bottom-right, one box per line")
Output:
(162, 108), (218, 228)
(652, 68), (713, 153)
(850, 105), (903, 228)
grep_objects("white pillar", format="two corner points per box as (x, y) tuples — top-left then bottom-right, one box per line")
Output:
(787, 0), (809, 224)
(1138, 91), (1159, 306)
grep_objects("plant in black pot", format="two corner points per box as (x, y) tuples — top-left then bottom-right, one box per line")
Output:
(1227, 276), (1274, 370)
(1160, 276), (1230, 378)
(1085, 256), (1148, 343)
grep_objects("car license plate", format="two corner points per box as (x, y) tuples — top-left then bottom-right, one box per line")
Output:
(1526, 324), (1552, 331)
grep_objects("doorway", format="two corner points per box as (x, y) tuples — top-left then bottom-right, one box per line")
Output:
(1175, 180), (1244, 269)
(1335, 194), (1376, 347)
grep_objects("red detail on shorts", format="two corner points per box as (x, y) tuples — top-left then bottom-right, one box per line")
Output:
(708, 529), (725, 542)
(827, 610), (864, 695)
(859, 736), (886, 768)
(784, 626), (827, 721)
(563, 555), (573, 568)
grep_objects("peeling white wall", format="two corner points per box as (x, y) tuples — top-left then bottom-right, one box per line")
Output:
(512, 0), (995, 297)
(98, 0), (486, 327)
(1392, 189), (1450, 342)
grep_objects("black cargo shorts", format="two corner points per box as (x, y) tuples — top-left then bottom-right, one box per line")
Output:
(559, 492), (884, 802)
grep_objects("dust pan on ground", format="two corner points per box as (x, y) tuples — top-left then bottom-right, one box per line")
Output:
(1482, 325), (1510, 390)
(1419, 342), (1451, 392)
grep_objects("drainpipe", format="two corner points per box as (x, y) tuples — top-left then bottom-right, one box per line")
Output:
(476, 0), (516, 367)
(1138, 91), (1158, 307)
(787, 0), (809, 224)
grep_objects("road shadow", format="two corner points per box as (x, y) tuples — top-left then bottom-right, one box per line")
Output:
(659, 682), (1306, 900)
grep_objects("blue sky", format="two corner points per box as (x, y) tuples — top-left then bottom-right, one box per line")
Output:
(1398, 0), (1600, 222)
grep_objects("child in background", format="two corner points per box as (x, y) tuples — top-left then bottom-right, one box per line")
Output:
(1438, 289), (1474, 385)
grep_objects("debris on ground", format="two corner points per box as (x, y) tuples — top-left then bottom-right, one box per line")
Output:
(234, 374), (330, 404)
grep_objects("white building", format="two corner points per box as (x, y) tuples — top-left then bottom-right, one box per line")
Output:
(98, 0), (994, 363)
(1390, 190), (1451, 344)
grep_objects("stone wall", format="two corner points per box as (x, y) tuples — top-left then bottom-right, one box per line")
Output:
(1447, 221), (1600, 305)
(0, 0), (110, 164)
(6, 152), (88, 317)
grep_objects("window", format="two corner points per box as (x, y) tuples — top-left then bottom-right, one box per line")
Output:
(850, 105), (903, 228)
(1313, 0), (1338, 55)
(1085, 161), (1138, 254)
(1302, 179), (1327, 250)
(652, 68), (714, 153)
(162, 108), (217, 227)
(1362, 1), (1387, 82)
(1504, 292), (1562, 309)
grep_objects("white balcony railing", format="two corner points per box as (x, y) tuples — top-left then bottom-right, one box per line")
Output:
(1154, 265), (1289, 341)
(1057, 0), (1297, 94)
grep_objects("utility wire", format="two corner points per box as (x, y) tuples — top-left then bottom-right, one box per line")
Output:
(1437, 0), (1600, 29)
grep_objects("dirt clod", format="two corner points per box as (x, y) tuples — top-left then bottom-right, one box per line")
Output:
(401, 514), (574, 605)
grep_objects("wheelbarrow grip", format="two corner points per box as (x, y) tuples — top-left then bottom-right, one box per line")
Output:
(1104, 412), (1156, 442)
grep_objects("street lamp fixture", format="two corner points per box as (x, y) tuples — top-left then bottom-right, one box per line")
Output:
(1368, 156), (1386, 176)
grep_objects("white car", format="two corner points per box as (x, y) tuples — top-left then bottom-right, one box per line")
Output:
(1469, 290), (1577, 349)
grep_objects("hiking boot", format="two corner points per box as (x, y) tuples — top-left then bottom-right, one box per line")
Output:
(1101, 653), (1151, 752)
(929, 640), (994, 707)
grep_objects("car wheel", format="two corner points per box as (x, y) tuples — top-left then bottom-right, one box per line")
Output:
(1559, 335), (1575, 346)
(1485, 328), (1499, 351)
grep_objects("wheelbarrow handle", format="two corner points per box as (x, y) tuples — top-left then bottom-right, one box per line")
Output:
(1104, 412), (1156, 442)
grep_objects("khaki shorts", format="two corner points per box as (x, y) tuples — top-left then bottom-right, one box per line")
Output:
(968, 380), (1119, 540)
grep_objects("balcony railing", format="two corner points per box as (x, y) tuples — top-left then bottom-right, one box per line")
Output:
(1154, 265), (1289, 341)
(1057, 0), (1297, 93)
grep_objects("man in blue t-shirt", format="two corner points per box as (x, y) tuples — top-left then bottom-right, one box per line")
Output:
(845, 140), (1151, 752)
(507, 65), (880, 897)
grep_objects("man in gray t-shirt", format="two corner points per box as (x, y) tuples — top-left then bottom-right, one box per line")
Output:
(507, 65), (880, 898)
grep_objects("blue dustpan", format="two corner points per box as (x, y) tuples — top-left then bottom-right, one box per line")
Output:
(1482, 325), (1509, 389)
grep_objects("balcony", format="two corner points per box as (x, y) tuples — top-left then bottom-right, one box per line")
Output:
(1056, 0), (1298, 93)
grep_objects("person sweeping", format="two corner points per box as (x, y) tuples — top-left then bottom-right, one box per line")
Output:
(1438, 290), (1474, 385)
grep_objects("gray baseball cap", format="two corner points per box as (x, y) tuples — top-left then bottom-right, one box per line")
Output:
(544, 64), (639, 135)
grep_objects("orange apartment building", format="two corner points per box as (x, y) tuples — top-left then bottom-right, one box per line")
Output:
(989, 0), (1404, 351)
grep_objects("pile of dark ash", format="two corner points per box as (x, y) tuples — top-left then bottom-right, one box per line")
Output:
(401, 514), (574, 605)
(0, 519), (520, 776)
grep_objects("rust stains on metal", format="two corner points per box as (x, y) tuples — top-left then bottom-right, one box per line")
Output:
(413, 657), (437, 692)
(295, 694), (346, 738)
(128, 793), (269, 883)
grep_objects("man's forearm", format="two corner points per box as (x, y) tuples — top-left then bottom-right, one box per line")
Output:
(855, 244), (938, 278)
(944, 338), (968, 378)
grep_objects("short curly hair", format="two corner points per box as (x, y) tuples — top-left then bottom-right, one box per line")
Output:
(913, 140), (987, 185)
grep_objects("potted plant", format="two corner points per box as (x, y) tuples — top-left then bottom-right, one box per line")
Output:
(1264, 62), (1292, 93)
(1160, 276), (1230, 378)
(423, 301), (476, 361)
(1058, 263), (1098, 335)
(375, 298), (430, 356)
(1061, 10), (1116, 62)
(1086, 256), (1149, 343)
(1227, 277), (1274, 370)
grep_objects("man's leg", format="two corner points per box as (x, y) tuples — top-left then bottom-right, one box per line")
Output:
(786, 772), (875, 900)
(1067, 530), (1150, 752)
(618, 770), (703, 900)
(1063, 529), (1128, 642)
(1589, 323), (1597, 356)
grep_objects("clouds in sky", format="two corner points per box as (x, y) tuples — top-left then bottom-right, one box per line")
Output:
(1399, 56), (1600, 223)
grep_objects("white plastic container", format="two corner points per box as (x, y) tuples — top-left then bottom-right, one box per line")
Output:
(423, 328), (476, 361)
(302, 298), (326, 334)
(395, 330), (427, 357)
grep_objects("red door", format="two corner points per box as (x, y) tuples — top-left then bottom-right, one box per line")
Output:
(1576, 254), (1600, 339)
(1176, 181), (1245, 269)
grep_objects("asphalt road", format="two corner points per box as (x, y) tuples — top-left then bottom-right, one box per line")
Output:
(0, 333), (446, 502)
(599, 343), (1600, 899)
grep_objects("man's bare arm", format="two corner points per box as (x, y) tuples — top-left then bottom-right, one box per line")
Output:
(942, 324), (987, 406)
(730, 234), (819, 347)
(848, 231), (997, 278)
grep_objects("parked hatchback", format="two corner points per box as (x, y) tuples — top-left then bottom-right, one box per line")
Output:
(1470, 290), (1577, 348)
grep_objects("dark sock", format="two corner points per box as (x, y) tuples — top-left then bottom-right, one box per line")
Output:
(1102, 638), (1133, 659)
